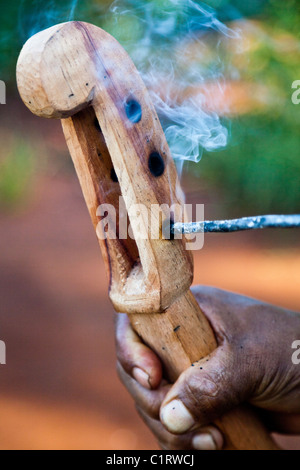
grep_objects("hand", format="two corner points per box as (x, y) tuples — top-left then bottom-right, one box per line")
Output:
(115, 286), (300, 450)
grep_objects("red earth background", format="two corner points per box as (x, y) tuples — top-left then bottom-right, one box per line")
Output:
(0, 99), (299, 450)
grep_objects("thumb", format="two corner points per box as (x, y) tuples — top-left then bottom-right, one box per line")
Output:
(160, 345), (249, 434)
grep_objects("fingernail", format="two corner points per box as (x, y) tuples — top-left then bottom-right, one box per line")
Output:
(132, 367), (151, 389)
(161, 399), (195, 434)
(192, 433), (217, 450)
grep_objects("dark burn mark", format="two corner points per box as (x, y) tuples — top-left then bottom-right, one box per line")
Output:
(148, 152), (165, 177)
(111, 168), (119, 183)
(125, 99), (142, 124)
(69, 93), (75, 98)
(174, 325), (181, 333)
(162, 218), (175, 241)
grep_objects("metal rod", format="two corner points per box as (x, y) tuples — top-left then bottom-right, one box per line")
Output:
(171, 215), (300, 235)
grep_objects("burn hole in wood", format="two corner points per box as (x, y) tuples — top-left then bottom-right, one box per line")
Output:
(162, 218), (175, 240)
(125, 99), (142, 123)
(148, 152), (165, 178)
(111, 168), (119, 183)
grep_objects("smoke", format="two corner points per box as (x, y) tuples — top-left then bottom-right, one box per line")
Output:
(18, 0), (79, 40)
(68, 0), (79, 22)
(108, 0), (239, 165)
(17, 0), (239, 167)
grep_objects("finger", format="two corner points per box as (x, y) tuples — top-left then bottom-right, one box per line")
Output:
(117, 361), (170, 419)
(118, 362), (224, 449)
(160, 345), (249, 434)
(137, 407), (223, 450)
(115, 313), (163, 389)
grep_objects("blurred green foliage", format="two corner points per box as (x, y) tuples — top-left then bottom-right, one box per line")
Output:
(199, 116), (300, 215)
(198, 5), (300, 215)
(0, 140), (36, 209)
(0, 0), (300, 215)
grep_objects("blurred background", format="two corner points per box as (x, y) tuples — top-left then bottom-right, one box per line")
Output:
(0, 0), (300, 450)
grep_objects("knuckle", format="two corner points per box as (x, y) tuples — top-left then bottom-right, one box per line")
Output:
(185, 372), (220, 401)
(180, 372), (222, 423)
(198, 373), (220, 398)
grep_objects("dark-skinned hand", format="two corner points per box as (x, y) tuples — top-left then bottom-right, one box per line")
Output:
(115, 286), (300, 450)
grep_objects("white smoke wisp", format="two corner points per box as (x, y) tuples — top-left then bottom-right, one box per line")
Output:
(109, 0), (239, 165)
(18, 0), (239, 168)
(18, 0), (79, 40)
